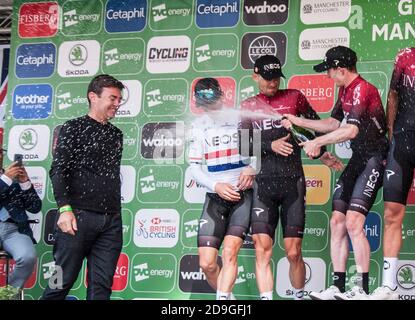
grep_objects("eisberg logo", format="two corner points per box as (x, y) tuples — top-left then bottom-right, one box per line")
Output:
(16, 43), (55, 78)
(146, 36), (191, 74)
(13, 84), (52, 119)
(18, 2), (58, 38)
(243, 0), (289, 26)
(196, 0), (240, 28)
(105, 0), (147, 33)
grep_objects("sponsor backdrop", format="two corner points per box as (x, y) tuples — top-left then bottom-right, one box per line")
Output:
(2, 0), (415, 300)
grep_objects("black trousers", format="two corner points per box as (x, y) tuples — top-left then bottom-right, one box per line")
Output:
(41, 209), (123, 300)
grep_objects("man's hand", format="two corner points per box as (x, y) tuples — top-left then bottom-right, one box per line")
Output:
(17, 166), (30, 183)
(271, 134), (293, 156)
(237, 166), (255, 191)
(319, 151), (344, 171)
(57, 210), (78, 235)
(215, 183), (241, 202)
(3, 162), (24, 180)
(299, 140), (321, 159)
(282, 114), (302, 127)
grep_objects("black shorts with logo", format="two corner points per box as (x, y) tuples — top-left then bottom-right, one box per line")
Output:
(333, 152), (386, 216)
(250, 175), (306, 239)
(198, 189), (252, 249)
(383, 132), (415, 205)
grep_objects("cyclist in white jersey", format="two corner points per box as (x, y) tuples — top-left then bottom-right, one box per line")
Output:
(189, 78), (255, 300)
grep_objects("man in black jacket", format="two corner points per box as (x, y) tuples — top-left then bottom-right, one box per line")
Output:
(0, 156), (41, 288)
(42, 74), (125, 300)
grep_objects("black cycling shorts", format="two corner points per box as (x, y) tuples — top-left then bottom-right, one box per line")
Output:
(250, 175), (306, 239)
(383, 132), (415, 205)
(198, 189), (252, 249)
(333, 153), (386, 216)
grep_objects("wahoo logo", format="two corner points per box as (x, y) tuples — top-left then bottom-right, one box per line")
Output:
(152, 3), (168, 22)
(146, 89), (163, 107)
(363, 169), (380, 197)
(42, 261), (56, 280)
(184, 219), (199, 238)
(142, 136), (182, 147)
(139, 170), (156, 193)
(195, 44), (211, 63)
(386, 170), (395, 180)
(104, 48), (120, 66)
(180, 268), (207, 280)
(133, 263), (150, 281)
(245, 1), (287, 14)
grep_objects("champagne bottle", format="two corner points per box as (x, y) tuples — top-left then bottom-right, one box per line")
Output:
(289, 124), (316, 145)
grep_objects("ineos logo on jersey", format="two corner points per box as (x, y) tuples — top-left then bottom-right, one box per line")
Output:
(241, 32), (287, 69)
(243, 0), (289, 26)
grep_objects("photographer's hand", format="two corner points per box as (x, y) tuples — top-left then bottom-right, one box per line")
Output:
(17, 166), (30, 183)
(3, 162), (24, 180)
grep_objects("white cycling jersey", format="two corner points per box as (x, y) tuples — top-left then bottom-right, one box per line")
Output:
(188, 113), (250, 193)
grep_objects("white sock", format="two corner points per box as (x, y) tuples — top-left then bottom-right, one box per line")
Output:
(230, 292), (237, 300)
(293, 287), (305, 300)
(260, 291), (273, 300)
(382, 257), (398, 290)
(216, 291), (230, 300)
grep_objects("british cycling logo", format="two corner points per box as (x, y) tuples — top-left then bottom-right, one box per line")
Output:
(196, 0), (240, 28)
(105, 0), (147, 33)
(15, 43), (55, 78)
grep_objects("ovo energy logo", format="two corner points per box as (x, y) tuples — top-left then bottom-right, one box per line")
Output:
(62, 0), (102, 35)
(150, 1), (192, 30)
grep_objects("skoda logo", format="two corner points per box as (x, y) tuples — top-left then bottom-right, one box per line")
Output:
(397, 264), (415, 290)
(19, 128), (38, 150)
(248, 36), (277, 63)
(69, 44), (88, 66)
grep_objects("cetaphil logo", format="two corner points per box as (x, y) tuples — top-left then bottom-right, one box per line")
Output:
(287, 74), (335, 113)
(58, 40), (100, 77)
(105, 0), (147, 33)
(196, 0), (240, 28)
(15, 43), (55, 78)
(134, 209), (180, 248)
(243, 0), (289, 26)
(300, 0), (351, 25)
(348, 212), (381, 252)
(18, 2), (58, 38)
(241, 32), (287, 69)
(397, 264), (415, 290)
(12, 84), (52, 119)
(146, 36), (191, 74)
(141, 122), (185, 159)
(299, 27), (350, 61)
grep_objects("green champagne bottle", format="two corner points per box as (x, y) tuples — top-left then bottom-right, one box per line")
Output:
(289, 124), (316, 145)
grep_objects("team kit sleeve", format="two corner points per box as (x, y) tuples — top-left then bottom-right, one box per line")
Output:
(390, 49), (406, 92)
(347, 83), (369, 127)
(49, 122), (75, 208)
(188, 123), (217, 192)
(330, 94), (345, 123)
